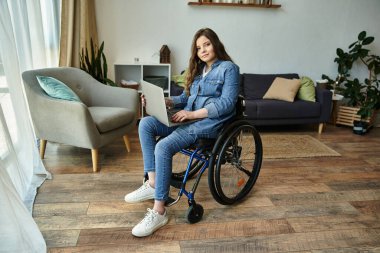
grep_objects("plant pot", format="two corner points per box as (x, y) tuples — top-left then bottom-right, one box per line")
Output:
(353, 120), (369, 135)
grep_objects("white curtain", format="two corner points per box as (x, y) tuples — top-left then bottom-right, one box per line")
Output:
(0, 0), (60, 252)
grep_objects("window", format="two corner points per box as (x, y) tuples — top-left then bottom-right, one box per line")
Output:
(0, 52), (6, 92)
(0, 0), (60, 159)
(0, 51), (11, 159)
(40, 0), (61, 66)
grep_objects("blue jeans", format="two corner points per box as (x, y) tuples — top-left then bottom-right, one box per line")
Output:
(138, 116), (197, 201)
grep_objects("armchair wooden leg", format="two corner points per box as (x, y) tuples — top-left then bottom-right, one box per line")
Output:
(123, 135), (131, 152)
(40, 139), (47, 159)
(318, 123), (324, 134)
(91, 149), (99, 172)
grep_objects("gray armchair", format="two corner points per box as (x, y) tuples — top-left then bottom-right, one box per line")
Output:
(22, 67), (139, 172)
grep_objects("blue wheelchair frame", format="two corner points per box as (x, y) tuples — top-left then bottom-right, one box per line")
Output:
(166, 146), (210, 207)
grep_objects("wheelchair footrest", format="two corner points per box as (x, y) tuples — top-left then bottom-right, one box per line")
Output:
(165, 196), (176, 206)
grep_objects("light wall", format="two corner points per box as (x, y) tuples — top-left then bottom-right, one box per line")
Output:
(95, 0), (380, 82)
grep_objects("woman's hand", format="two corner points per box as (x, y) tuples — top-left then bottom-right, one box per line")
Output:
(172, 108), (208, 122)
(171, 110), (195, 122)
(141, 94), (146, 107)
(165, 98), (173, 108)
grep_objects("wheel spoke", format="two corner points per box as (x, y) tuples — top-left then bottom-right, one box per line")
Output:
(234, 162), (252, 177)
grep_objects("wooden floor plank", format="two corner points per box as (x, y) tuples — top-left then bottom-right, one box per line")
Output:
(33, 203), (89, 217)
(41, 230), (80, 248)
(179, 228), (380, 253)
(86, 194), (274, 215)
(311, 247), (380, 253)
(35, 210), (176, 231)
(269, 189), (380, 206)
(174, 202), (359, 224)
(76, 219), (294, 246)
(326, 181), (380, 191)
(287, 214), (380, 232)
(48, 241), (181, 253)
(350, 200), (380, 217)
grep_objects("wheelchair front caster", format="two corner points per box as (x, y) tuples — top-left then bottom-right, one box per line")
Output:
(186, 203), (204, 224)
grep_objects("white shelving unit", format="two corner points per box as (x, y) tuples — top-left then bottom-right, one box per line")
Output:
(114, 63), (171, 118)
(114, 63), (171, 96)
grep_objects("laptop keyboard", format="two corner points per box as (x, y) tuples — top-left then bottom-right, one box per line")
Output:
(167, 109), (180, 122)
(167, 109), (179, 116)
(167, 110), (175, 117)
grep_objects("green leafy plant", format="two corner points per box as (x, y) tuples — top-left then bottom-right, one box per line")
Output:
(79, 38), (116, 86)
(322, 31), (380, 119)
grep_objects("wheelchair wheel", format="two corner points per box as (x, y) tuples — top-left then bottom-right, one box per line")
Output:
(208, 120), (262, 205)
(186, 203), (204, 224)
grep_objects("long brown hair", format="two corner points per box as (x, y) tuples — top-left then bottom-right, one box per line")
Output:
(185, 28), (233, 95)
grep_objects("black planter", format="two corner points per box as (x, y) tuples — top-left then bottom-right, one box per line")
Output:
(353, 120), (369, 135)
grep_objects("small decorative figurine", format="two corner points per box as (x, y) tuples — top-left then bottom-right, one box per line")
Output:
(160, 45), (171, 64)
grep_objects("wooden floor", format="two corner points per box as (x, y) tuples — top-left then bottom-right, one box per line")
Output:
(33, 124), (380, 253)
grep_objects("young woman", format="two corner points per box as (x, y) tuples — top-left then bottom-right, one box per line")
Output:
(125, 28), (240, 237)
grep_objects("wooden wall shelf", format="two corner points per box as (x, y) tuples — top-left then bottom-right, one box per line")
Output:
(188, 2), (281, 8)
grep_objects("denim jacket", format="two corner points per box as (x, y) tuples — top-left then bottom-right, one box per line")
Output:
(171, 60), (240, 138)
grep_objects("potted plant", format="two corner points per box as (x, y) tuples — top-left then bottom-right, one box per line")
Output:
(323, 31), (380, 134)
(79, 38), (116, 86)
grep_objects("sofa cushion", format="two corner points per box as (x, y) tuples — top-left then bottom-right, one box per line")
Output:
(297, 76), (316, 102)
(244, 99), (321, 119)
(88, 107), (135, 133)
(263, 77), (301, 102)
(241, 73), (299, 100)
(170, 82), (184, 96)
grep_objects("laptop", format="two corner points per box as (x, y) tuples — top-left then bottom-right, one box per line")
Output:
(141, 80), (198, 127)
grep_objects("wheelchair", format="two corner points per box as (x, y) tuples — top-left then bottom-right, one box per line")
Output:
(148, 97), (263, 224)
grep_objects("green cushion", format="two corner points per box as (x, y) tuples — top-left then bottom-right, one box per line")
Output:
(36, 75), (81, 102)
(171, 69), (188, 88)
(297, 76), (316, 102)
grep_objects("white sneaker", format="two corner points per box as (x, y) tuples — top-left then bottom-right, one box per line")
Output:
(132, 208), (169, 237)
(124, 181), (155, 203)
